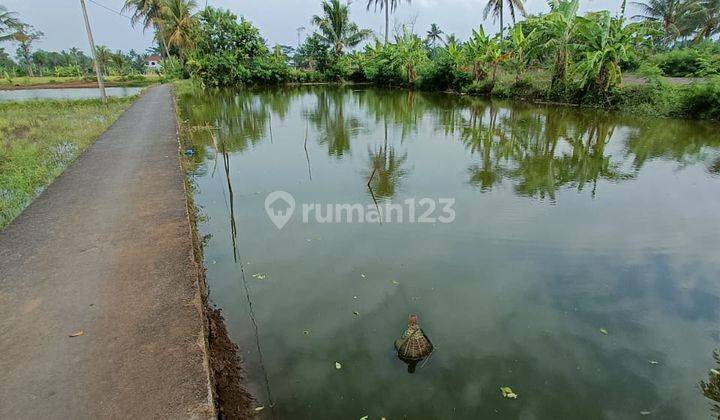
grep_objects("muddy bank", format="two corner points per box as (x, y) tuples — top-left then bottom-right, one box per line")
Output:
(179, 110), (254, 419)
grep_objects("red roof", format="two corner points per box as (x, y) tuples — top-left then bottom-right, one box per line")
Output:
(145, 55), (162, 62)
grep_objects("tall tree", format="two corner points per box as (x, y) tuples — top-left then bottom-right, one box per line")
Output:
(14, 24), (42, 77)
(161, 0), (197, 62)
(312, 0), (372, 55)
(366, 0), (411, 44)
(426, 23), (444, 47)
(631, 0), (702, 46)
(122, 0), (170, 58)
(695, 0), (720, 40)
(483, 0), (527, 40)
(0, 5), (20, 42)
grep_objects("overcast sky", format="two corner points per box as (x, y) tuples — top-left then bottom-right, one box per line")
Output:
(3, 0), (636, 54)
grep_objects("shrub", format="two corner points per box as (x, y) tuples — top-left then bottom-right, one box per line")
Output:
(160, 57), (186, 80)
(652, 49), (720, 77)
(186, 7), (274, 87)
(54, 65), (83, 78)
(416, 51), (471, 91)
(677, 77), (720, 120)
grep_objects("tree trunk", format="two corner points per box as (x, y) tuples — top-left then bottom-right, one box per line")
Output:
(23, 52), (34, 77)
(499, 6), (504, 41)
(385, 0), (390, 44)
(551, 50), (566, 91)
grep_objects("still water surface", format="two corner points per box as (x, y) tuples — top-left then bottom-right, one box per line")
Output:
(0, 87), (141, 101)
(177, 86), (720, 419)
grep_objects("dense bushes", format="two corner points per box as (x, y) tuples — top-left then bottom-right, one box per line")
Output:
(186, 7), (279, 87)
(652, 49), (720, 77)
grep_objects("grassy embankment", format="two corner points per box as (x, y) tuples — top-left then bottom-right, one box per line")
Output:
(0, 74), (162, 89)
(0, 97), (135, 228)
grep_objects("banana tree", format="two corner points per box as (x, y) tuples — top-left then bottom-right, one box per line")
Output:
(393, 28), (427, 84)
(462, 27), (491, 81)
(508, 24), (531, 82)
(572, 12), (631, 95)
(529, 0), (579, 91)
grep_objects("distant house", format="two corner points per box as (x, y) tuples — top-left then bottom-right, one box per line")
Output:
(145, 55), (162, 70)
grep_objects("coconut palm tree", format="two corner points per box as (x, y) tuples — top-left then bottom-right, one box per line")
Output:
(312, 0), (372, 55)
(631, 0), (702, 46)
(366, 0), (411, 44)
(426, 23), (444, 47)
(483, 0), (527, 40)
(161, 0), (197, 62)
(695, 0), (720, 40)
(0, 6), (20, 42)
(123, 0), (170, 58)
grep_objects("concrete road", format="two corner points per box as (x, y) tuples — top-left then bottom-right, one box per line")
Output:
(0, 85), (215, 419)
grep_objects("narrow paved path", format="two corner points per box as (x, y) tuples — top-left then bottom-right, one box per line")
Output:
(0, 85), (215, 419)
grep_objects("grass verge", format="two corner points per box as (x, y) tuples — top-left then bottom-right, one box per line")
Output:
(0, 96), (135, 228)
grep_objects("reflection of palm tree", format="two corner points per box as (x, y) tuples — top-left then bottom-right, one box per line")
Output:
(368, 145), (408, 199)
(306, 89), (361, 158)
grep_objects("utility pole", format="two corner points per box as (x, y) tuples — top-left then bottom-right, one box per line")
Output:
(79, 0), (107, 104)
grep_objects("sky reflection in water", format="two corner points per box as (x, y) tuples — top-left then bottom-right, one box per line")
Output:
(178, 86), (720, 419)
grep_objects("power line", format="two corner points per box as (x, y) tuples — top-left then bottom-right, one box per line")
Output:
(86, 0), (133, 21)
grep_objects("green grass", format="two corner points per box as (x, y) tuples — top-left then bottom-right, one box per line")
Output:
(0, 97), (135, 229)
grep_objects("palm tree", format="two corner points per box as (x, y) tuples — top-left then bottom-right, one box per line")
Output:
(123, 0), (170, 58)
(483, 0), (527, 40)
(312, 0), (372, 55)
(0, 6), (20, 42)
(426, 23), (444, 47)
(631, 0), (702, 46)
(695, 0), (720, 40)
(366, 0), (411, 44)
(161, 0), (197, 62)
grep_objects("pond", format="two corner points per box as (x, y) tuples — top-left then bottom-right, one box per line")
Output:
(0, 87), (142, 101)
(177, 86), (720, 419)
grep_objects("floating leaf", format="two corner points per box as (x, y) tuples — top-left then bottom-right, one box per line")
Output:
(648, 360), (660, 365)
(640, 410), (651, 416)
(500, 386), (518, 399)
(69, 330), (84, 338)
(391, 280), (399, 285)
(251, 273), (268, 280)
(335, 361), (342, 370)
(255, 406), (265, 412)
(600, 328), (608, 335)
